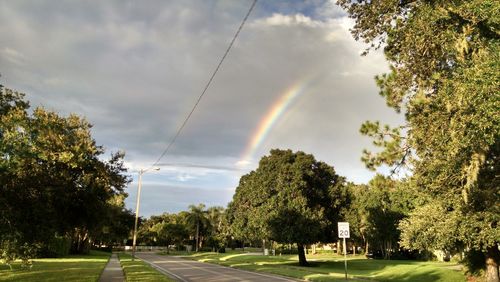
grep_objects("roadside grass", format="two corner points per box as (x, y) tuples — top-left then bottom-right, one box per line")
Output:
(180, 252), (466, 282)
(118, 253), (173, 282)
(0, 250), (110, 282)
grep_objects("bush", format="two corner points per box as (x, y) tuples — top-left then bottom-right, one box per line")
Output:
(0, 239), (18, 270)
(463, 250), (486, 276)
(276, 245), (299, 255)
(93, 245), (112, 253)
(0, 238), (39, 269)
(391, 249), (420, 260)
(40, 236), (71, 257)
(311, 249), (336, 255)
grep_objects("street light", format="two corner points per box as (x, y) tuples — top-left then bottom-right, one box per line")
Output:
(132, 167), (160, 261)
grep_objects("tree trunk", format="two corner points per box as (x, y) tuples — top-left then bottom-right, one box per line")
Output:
(486, 246), (500, 282)
(381, 242), (387, 259)
(195, 221), (199, 252)
(338, 240), (341, 255)
(297, 243), (308, 266)
(71, 228), (90, 254)
(388, 241), (392, 260)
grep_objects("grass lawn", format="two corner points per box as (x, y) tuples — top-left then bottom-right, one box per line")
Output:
(0, 250), (110, 282)
(180, 251), (466, 282)
(118, 253), (173, 282)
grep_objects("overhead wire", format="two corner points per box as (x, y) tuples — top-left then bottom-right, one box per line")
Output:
(146, 0), (258, 172)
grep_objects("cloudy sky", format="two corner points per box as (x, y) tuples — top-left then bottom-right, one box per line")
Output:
(0, 0), (403, 216)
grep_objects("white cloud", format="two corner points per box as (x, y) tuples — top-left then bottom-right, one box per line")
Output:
(256, 13), (322, 27)
(1, 47), (26, 65)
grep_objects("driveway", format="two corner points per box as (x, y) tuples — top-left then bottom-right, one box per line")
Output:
(136, 252), (301, 282)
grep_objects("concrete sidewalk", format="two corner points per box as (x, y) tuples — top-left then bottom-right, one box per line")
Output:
(99, 253), (125, 282)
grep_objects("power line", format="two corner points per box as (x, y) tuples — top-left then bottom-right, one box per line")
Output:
(148, 0), (257, 171)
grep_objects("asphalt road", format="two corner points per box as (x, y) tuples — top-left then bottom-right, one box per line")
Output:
(136, 252), (301, 282)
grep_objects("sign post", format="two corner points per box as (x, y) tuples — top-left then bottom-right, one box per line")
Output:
(338, 222), (350, 280)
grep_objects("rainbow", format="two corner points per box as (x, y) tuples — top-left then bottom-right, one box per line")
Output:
(237, 80), (312, 167)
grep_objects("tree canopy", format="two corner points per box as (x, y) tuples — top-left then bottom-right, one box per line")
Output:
(0, 85), (132, 261)
(337, 0), (499, 280)
(228, 149), (348, 266)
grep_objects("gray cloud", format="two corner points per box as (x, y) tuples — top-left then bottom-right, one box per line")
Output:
(1, 1), (402, 215)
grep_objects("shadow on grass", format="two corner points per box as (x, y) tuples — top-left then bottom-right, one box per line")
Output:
(186, 253), (465, 282)
(0, 251), (110, 282)
(118, 253), (172, 282)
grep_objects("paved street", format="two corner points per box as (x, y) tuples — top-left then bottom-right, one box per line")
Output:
(136, 252), (301, 282)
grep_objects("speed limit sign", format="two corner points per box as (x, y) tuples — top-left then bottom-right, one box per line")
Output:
(338, 222), (350, 238)
(338, 222), (350, 280)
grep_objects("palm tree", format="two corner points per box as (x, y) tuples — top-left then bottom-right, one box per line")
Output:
(207, 206), (224, 232)
(206, 206), (225, 251)
(185, 204), (209, 252)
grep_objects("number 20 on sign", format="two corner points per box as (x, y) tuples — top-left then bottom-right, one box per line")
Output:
(338, 222), (350, 238)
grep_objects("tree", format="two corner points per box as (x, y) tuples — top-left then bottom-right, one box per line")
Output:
(0, 84), (130, 258)
(228, 149), (348, 266)
(158, 222), (188, 254)
(347, 176), (415, 259)
(92, 194), (135, 249)
(185, 204), (210, 252)
(227, 172), (267, 247)
(205, 206), (227, 252)
(149, 214), (188, 254)
(344, 183), (370, 254)
(337, 1), (499, 280)
(138, 215), (164, 246)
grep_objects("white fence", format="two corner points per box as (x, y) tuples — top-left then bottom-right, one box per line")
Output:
(123, 246), (165, 251)
(121, 245), (193, 252)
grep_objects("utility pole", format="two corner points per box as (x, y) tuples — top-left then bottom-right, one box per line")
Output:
(132, 170), (143, 261)
(132, 168), (160, 261)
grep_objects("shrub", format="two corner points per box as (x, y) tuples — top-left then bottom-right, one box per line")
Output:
(40, 236), (71, 257)
(463, 250), (486, 277)
(0, 238), (39, 269)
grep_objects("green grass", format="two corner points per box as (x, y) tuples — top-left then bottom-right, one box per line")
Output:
(118, 253), (173, 282)
(180, 251), (466, 282)
(0, 250), (110, 282)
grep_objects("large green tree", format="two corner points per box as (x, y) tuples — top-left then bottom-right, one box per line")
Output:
(337, 0), (499, 280)
(228, 149), (348, 266)
(0, 85), (130, 257)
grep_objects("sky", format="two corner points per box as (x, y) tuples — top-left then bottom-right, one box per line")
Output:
(0, 0), (403, 217)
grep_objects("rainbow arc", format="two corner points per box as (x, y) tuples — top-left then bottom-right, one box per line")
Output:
(237, 78), (313, 167)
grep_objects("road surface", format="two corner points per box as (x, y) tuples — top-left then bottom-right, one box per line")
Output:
(136, 252), (301, 282)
